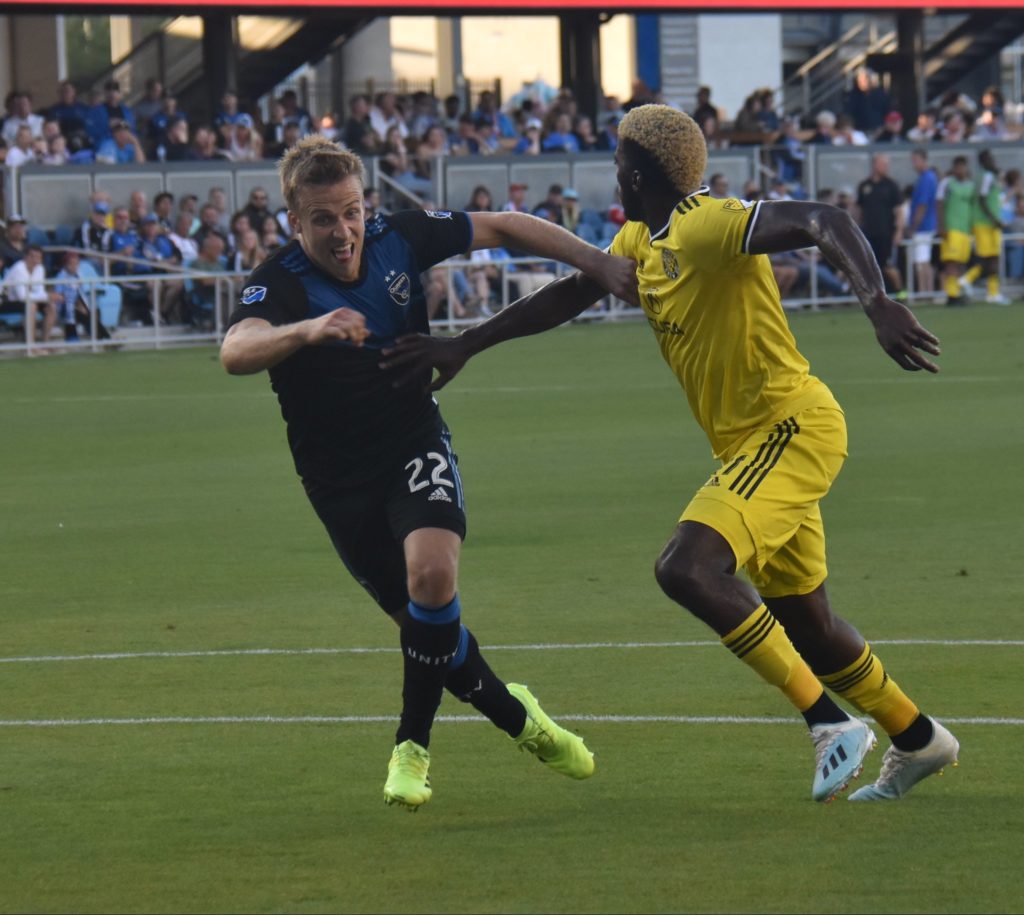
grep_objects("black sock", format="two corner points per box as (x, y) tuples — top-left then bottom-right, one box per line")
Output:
(445, 626), (528, 738)
(395, 597), (461, 749)
(801, 692), (851, 729)
(890, 713), (934, 752)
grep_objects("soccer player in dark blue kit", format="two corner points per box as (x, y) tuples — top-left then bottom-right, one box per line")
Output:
(220, 135), (637, 810)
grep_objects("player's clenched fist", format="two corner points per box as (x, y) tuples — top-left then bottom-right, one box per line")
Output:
(307, 307), (369, 346)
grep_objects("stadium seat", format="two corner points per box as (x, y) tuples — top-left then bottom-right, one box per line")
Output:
(53, 224), (76, 247)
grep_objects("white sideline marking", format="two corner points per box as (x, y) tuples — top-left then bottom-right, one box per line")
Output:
(1, 638), (1022, 666)
(0, 714), (1020, 729)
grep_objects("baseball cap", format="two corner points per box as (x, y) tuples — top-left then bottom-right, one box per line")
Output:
(563, 187), (579, 200)
(8, 213), (27, 224)
(525, 117), (543, 131)
(93, 200), (111, 214)
(236, 113), (254, 129)
(885, 110), (903, 124)
(141, 213), (159, 224)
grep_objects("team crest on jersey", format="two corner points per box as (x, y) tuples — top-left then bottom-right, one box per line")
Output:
(723, 199), (754, 212)
(388, 272), (411, 306)
(240, 285), (267, 304)
(661, 249), (680, 279)
(425, 210), (453, 220)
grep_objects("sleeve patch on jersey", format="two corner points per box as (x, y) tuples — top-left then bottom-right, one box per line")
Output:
(723, 198), (755, 212)
(241, 285), (267, 305)
(425, 210), (454, 220)
(388, 272), (411, 305)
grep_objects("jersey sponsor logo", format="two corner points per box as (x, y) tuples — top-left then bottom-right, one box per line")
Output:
(240, 285), (267, 305)
(387, 271), (411, 306)
(661, 249), (680, 279)
(428, 486), (452, 503)
(643, 290), (663, 314)
(647, 317), (685, 337)
(425, 210), (453, 220)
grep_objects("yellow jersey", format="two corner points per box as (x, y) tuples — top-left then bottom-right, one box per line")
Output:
(610, 191), (839, 460)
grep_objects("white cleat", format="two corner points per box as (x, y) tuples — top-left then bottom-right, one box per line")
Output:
(849, 718), (959, 801)
(958, 276), (977, 299)
(985, 293), (1011, 306)
(810, 718), (877, 803)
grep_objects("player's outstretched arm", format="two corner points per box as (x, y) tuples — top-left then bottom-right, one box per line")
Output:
(748, 201), (941, 373)
(381, 270), (609, 391)
(221, 309), (368, 374)
(467, 211), (638, 305)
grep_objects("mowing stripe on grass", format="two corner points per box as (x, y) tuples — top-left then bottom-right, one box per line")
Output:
(0, 714), (1020, 729)
(1, 638), (1022, 665)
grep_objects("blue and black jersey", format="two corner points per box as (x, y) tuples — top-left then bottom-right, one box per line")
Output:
(227, 209), (473, 487)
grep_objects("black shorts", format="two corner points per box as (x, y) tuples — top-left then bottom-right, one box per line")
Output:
(304, 426), (466, 615)
(865, 234), (894, 270)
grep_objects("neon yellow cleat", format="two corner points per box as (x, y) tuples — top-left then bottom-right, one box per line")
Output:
(507, 683), (595, 780)
(383, 739), (432, 811)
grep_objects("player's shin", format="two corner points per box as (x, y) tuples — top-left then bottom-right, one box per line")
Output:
(396, 595), (462, 748)
(722, 604), (847, 724)
(444, 625), (528, 737)
(819, 644), (930, 748)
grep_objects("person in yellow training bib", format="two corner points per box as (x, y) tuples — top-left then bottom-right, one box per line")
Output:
(382, 105), (960, 803)
(936, 155), (975, 306)
(960, 149), (1011, 305)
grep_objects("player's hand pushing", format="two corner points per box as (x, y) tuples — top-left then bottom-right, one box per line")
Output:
(866, 296), (941, 373)
(381, 334), (468, 391)
(307, 307), (370, 346)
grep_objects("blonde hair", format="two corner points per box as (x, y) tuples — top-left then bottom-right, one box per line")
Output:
(618, 105), (707, 195)
(278, 134), (366, 212)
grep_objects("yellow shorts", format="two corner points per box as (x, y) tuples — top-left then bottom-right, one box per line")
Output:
(679, 406), (848, 598)
(940, 230), (972, 264)
(973, 224), (1003, 259)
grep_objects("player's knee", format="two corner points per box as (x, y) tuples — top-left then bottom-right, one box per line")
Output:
(406, 560), (457, 608)
(654, 549), (705, 608)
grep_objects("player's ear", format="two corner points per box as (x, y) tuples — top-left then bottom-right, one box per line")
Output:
(287, 209), (301, 237)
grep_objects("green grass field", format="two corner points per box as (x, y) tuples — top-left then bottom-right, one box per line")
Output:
(2, 304), (1023, 914)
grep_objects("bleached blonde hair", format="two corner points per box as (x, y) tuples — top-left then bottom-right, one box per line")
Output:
(618, 105), (707, 195)
(278, 134), (366, 212)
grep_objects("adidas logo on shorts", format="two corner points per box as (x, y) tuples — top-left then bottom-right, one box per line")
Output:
(428, 486), (452, 503)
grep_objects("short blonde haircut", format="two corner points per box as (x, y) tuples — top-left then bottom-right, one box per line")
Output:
(618, 105), (707, 196)
(278, 134), (366, 212)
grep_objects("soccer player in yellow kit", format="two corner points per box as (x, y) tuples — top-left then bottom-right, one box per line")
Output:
(383, 105), (959, 803)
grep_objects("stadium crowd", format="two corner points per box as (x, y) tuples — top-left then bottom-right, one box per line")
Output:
(1, 69), (1021, 348)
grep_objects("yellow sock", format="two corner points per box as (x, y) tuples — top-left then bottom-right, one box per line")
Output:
(987, 275), (1000, 297)
(721, 605), (823, 712)
(819, 644), (918, 736)
(963, 264), (982, 284)
(944, 275), (961, 298)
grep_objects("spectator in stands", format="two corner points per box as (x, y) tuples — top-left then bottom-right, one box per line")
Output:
(379, 125), (432, 197)
(2, 243), (59, 352)
(702, 114), (730, 151)
(502, 182), (529, 213)
(542, 112), (580, 153)
(107, 205), (148, 321)
(186, 234), (227, 329)
(2, 90), (43, 144)
(940, 111), (967, 143)
(770, 116), (804, 186)
(5, 124), (39, 167)
(133, 78), (164, 135)
(769, 178), (794, 201)
(48, 81), (89, 139)
(413, 124), (450, 179)
(755, 88), (780, 133)
(906, 147), (939, 296)
(42, 132), (68, 165)
(214, 91), (245, 136)
(342, 93), (379, 155)
(224, 113), (263, 161)
(136, 213), (184, 323)
(74, 200), (112, 257)
(230, 226), (267, 274)
(473, 116), (501, 154)
(205, 187), (229, 234)
(845, 67), (890, 133)
(260, 214), (288, 250)
(363, 186), (381, 220)
(128, 189), (151, 229)
(473, 90), (517, 141)
(160, 116), (191, 161)
(573, 115), (599, 152)
(691, 85), (719, 133)
(0, 213), (29, 268)
(81, 88), (111, 147)
(279, 121), (303, 155)
(709, 173), (730, 199)
(808, 110), (837, 144)
(532, 184), (564, 225)
(194, 203), (229, 250)
(439, 93), (461, 136)
(189, 125), (230, 161)
(279, 89), (313, 136)
(834, 114), (869, 146)
(907, 109), (939, 143)
(226, 211), (251, 253)
(147, 94), (185, 157)
(100, 80), (135, 136)
(450, 114), (482, 156)
(153, 192), (175, 232)
(874, 111), (906, 143)
(561, 187), (581, 234)
(971, 87), (1009, 142)
(53, 249), (115, 342)
(733, 92), (765, 138)
(177, 194), (200, 233)
(262, 100), (289, 158)
(512, 118), (542, 155)
(168, 211), (199, 263)
(370, 91), (408, 142)
(65, 130), (95, 164)
(855, 153), (905, 297)
(96, 120), (146, 164)
(596, 114), (619, 152)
